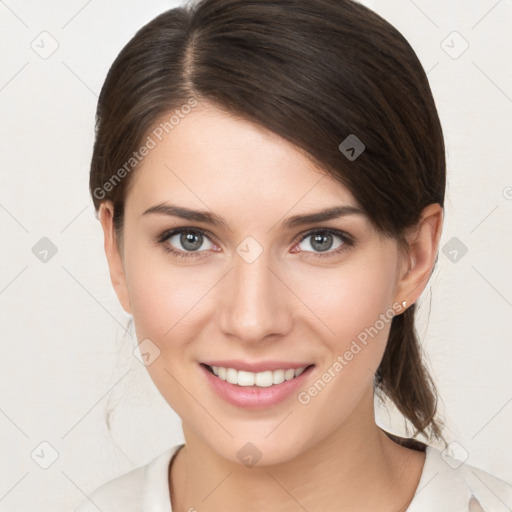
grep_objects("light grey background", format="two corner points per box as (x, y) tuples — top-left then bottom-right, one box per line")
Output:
(0, 1), (511, 510)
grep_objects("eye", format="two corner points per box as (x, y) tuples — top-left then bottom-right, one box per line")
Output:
(292, 228), (354, 258)
(156, 227), (355, 261)
(156, 228), (217, 260)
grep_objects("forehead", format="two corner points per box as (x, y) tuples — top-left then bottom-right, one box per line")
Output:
(125, 102), (361, 220)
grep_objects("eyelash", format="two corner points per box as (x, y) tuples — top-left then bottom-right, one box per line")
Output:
(155, 227), (355, 261)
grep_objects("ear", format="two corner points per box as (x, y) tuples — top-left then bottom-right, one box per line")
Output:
(393, 203), (444, 310)
(98, 202), (132, 315)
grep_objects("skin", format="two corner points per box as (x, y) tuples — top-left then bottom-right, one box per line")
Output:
(99, 101), (443, 512)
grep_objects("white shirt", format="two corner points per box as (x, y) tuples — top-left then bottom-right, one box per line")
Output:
(74, 443), (512, 511)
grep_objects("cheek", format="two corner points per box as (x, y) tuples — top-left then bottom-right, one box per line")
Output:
(293, 264), (396, 421)
(123, 238), (222, 367)
(292, 256), (396, 347)
(126, 259), (207, 342)
(296, 260), (397, 413)
(123, 251), (210, 408)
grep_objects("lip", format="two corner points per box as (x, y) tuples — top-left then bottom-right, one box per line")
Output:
(201, 360), (313, 373)
(200, 362), (316, 410)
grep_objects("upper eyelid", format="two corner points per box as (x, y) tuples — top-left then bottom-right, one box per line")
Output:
(158, 226), (218, 245)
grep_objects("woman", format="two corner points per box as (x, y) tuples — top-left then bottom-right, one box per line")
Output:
(76, 0), (512, 510)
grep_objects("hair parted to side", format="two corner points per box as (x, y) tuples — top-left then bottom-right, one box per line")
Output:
(90, 0), (447, 445)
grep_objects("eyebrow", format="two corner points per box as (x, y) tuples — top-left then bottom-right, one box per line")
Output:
(141, 202), (365, 231)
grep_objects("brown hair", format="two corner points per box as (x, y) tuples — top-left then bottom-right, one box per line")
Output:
(90, 0), (446, 445)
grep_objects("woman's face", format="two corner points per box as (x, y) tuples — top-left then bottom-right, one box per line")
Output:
(103, 101), (411, 465)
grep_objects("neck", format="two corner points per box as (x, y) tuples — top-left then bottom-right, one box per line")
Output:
(169, 390), (425, 512)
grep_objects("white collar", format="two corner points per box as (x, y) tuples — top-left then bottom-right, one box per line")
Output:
(142, 443), (184, 511)
(407, 445), (511, 511)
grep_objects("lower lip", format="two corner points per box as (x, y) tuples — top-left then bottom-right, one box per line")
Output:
(200, 363), (315, 410)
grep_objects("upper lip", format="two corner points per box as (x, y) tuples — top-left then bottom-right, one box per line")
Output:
(201, 360), (314, 373)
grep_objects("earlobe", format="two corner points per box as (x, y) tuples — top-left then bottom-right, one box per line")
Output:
(98, 202), (132, 315)
(394, 203), (444, 309)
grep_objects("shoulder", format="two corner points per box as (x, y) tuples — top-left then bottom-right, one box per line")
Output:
(407, 444), (512, 512)
(74, 444), (184, 512)
(74, 464), (146, 512)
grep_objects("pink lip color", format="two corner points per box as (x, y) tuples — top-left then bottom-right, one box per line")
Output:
(200, 363), (315, 410)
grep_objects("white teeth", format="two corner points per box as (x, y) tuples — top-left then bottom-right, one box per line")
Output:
(210, 365), (309, 387)
(294, 367), (306, 377)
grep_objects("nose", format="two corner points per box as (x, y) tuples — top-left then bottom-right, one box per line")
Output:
(217, 249), (293, 344)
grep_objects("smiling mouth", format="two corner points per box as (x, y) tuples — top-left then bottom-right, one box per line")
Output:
(201, 363), (315, 387)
